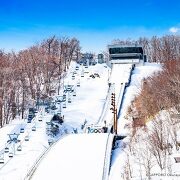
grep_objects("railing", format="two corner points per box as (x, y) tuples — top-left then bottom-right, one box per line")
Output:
(101, 64), (134, 180)
(111, 59), (140, 64)
(116, 83), (126, 119)
(97, 85), (112, 124)
(102, 133), (114, 180)
(97, 66), (114, 125)
(117, 65), (133, 118)
(24, 134), (68, 180)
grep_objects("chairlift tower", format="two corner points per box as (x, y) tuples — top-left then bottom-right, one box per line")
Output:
(7, 133), (20, 144)
(7, 133), (20, 156)
(64, 84), (74, 104)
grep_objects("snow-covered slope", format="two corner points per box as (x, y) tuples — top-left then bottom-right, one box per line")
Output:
(109, 63), (163, 180)
(0, 63), (110, 179)
(0, 62), (167, 180)
(118, 62), (162, 134)
(32, 133), (114, 180)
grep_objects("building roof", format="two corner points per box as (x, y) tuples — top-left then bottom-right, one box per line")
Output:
(108, 44), (142, 48)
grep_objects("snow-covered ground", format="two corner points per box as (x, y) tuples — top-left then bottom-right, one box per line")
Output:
(62, 63), (109, 128)
(109, 63), (180, 180)
(0, 112), (51, 180)
(30, 62), (165, 180)
(32, 133), (114, 180)
(118, 63), (162, 134)
(1, 61), (179, 180)
(0, 62), (110, 180)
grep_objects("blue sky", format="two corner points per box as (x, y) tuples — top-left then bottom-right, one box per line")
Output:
(0, 0), (179, 53)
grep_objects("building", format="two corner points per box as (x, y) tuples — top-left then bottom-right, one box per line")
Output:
(108, 44), (146, 65)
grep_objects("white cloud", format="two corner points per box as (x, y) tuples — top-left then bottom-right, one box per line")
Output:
(169, 27), (179, 33)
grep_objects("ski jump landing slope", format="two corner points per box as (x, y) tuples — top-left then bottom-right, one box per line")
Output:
(32, 133), (114, 180)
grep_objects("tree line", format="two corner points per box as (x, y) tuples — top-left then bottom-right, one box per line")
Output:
(112, 34), (180, 62)
(0, 36), (80, 127)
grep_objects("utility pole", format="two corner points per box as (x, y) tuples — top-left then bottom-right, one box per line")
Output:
(110, 93), (118, 134)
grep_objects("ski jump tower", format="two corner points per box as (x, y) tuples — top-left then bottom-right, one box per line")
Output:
(107, 44), (146, 67)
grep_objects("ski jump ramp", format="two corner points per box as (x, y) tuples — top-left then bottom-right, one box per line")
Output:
(31, 64), (133, 180)
(98, 63), (133, 126)
(31, 133), (114, 180)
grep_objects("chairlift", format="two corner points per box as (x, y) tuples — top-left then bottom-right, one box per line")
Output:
(25, 135), (29, 141)
(0, 156), (4, 164)
(73, 90), (76, 96)
(84, 69), (89, 73)
(57, 112), (61, 117)
(77, 82), (80, 87)
(32, 126), (36, 131)
(8, 152), (13, 158)
(62, 102), (66, 108)
(62, 95), (66, 102)
(48, 138), (54, 145)
(38, 116), (43, 121)
(4, 147), (9, 153)
(20, 128), (24, 133)
(17, 145), (22, 151)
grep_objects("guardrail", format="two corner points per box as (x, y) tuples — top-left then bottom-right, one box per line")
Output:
(117, 65), (133, 118)
(101, 64), (134, 180)
(102, 133), (114, 180)
(117, 83), (126, 119)
(24, 134), (69, 180)
(97, 85), (113, 124)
